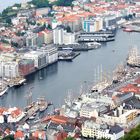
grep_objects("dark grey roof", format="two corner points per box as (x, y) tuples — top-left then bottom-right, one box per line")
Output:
(54, 25), (66, 30)
(47, 122), (75, 133)
(109, 125), (123, 134)
(125, 96), (140, 109)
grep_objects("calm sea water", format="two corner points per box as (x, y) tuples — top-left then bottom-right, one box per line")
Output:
(0, 29), (140, 108)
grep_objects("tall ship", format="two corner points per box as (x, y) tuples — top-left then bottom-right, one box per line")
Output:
(37, 97), (48, 112)
(0, 81), (9, 96)
(127, 47), (140, 67)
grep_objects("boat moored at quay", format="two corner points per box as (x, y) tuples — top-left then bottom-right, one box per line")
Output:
(0, 86), (9, 97)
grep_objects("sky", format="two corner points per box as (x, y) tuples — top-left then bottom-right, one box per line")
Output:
(0, 0), (29, 12)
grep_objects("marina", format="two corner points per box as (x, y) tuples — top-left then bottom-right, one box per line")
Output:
(0, 29), (139, 108)
(58, 50), (80, 61)
(0, 0), (140, 138)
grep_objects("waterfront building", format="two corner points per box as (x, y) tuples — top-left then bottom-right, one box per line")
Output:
(80, 92), (115, 108)
(38, 46), (58, 64)
(0, 61), (19, 78)
(6, 107), (25, 123)
(83, 18), (103, 32)
(60, 105), (79, 118)
(82, 120), (124, 140)
(53, 26), (75, 45)
(23, 51), (47, 69)
(18, 59), (35, 76)
(103, 15), (117, 29)
(63, 32), (75, 45)
(80, 102), (109, 118)
(53, 26), (64, 44)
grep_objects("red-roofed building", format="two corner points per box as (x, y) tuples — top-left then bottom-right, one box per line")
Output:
(32, 131), (46, 140)
(4, 128), (11, 136)
(14, 130), (24, 140)
(7, 107), (25, 123)
(119, 84), (140, 93)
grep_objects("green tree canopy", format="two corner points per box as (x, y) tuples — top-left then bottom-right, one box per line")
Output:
(121, 124), (140, 140)
(65, 137), (75, 140)
(31, 0), (50, 8)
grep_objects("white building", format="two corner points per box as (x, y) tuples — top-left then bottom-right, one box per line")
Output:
(38, 46), (58, 64)
(23, 51), (47, 69)
(100, 107), (137, 126)
(7, 107), (25, 123)
(82, 120), (124, 140)
(0, 61), (19, 78)
(83, 18), (103, 32)
(80, 102), (109, 118)
(26, 32), (38, 47)
(53, 25), (75, 45)
(53, 26), (64, 44)
(63, 31), (75, 45)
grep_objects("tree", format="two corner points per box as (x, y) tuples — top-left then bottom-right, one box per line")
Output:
(47, 24), (52, 29)
(65, 137), (75, 140)
(66, 26), (71, 33)
(53, 0), (74, 6)
(31, 0), (50, 8)
(2, 135), (14, 140)
(121, 124), (140, 140)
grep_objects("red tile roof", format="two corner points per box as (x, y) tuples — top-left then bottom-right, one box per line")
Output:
(14, 130), (24, 139)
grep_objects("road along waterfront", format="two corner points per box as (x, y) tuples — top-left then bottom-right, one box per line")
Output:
(0, 29), (140, 108)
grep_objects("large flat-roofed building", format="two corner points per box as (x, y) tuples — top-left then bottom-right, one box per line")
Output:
(80, 102), (109, 118)
(82, 120), (124, 140)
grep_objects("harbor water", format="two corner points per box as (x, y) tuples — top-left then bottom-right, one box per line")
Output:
(0, 29), (140, 108)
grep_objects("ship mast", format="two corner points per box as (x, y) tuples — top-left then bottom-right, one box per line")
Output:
(25, 87), (33, 106)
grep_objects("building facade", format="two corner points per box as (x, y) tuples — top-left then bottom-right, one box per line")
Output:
(0, 61), (19, 78)
(83, 18), (103, 32)
(82, 120), (124, 140)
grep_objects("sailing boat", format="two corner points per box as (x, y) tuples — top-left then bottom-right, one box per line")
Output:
(0, 62), (9, 96)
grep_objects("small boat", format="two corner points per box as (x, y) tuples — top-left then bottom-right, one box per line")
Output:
(39, 77), (43, 80)
(87, 42), (101, 49)
(123, 28), (133, 32)
(0, 86), (9, 97)
(14, 78), (26, 88)
(29, 116), (35, 120)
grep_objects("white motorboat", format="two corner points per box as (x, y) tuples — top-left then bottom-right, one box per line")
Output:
(0, 86), (9, 97)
